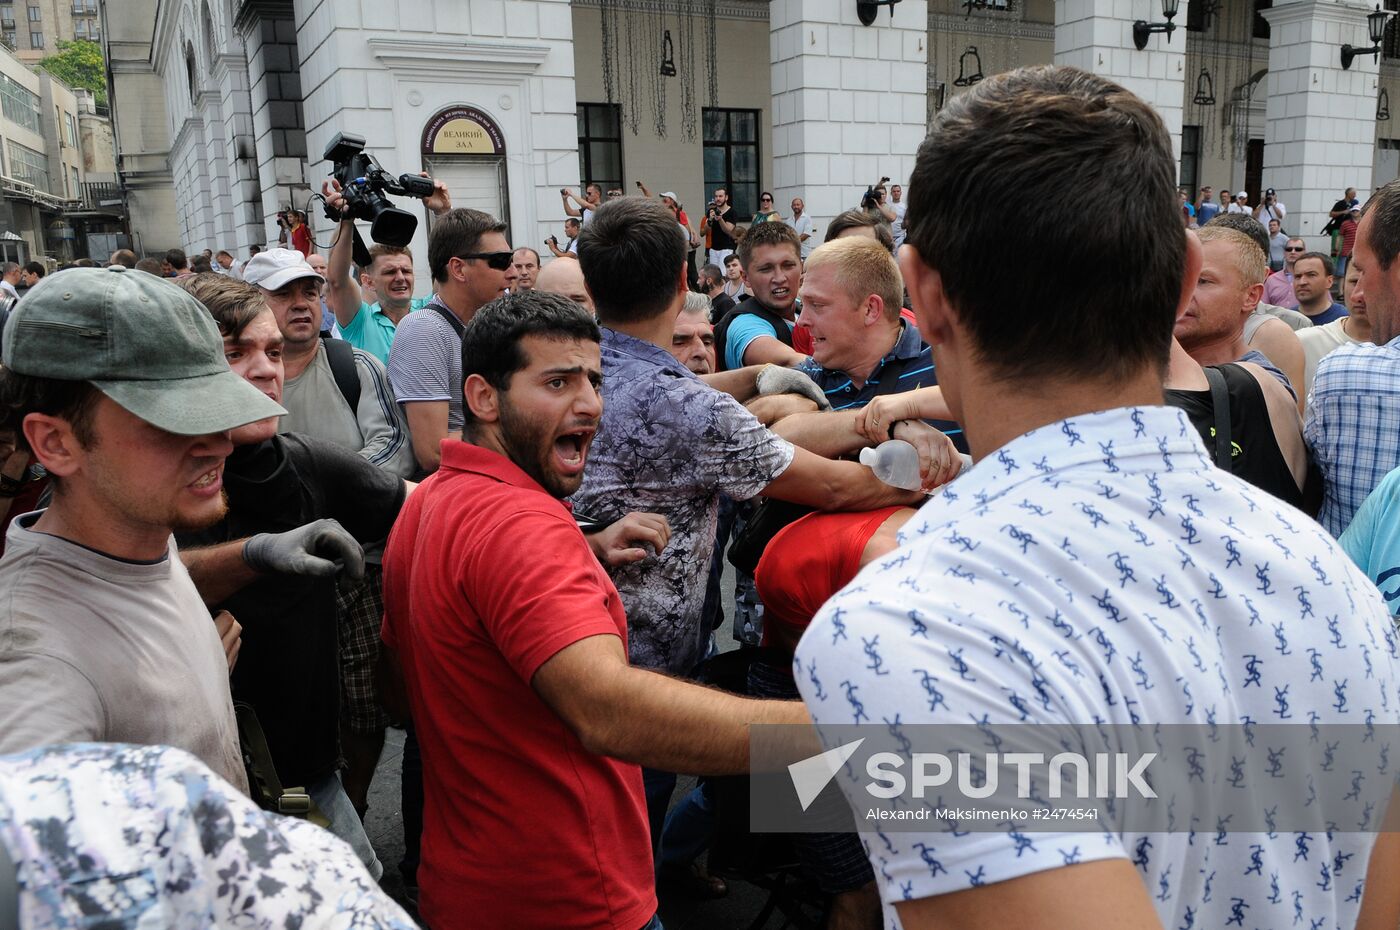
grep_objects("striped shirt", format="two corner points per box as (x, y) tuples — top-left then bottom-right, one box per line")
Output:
(798, 319), (965, 451)
(387, 295), (465, 434)
(1304, 334), (1400, 536)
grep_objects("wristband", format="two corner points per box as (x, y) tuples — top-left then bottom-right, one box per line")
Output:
(0, 472), (25, 497)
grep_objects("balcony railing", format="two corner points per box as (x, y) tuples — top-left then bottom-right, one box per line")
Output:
(73, 181), (123, 214)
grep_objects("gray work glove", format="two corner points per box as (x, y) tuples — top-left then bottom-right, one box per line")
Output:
(756, 364), (831, 410)
(242, 518), (365, 581)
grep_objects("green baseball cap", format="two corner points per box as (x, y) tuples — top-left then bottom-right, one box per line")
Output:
(1, 266), (286, 435)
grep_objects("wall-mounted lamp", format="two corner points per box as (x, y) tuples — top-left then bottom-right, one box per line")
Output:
(1133, 0), (1181, 50)
(659, 29), (676, 76)
(1341, 5), (1391, 70)
(856, 0), (901, 26)
(1192, 67), (1216, 105)
(954, 46), (984, 86)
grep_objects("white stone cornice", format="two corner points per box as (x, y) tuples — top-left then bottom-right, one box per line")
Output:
(570, 0), (768, 21)
(366, 38), (551, 79)
(169, 115), (205, 157)
(929, 11), (1052, 40)
(1260, 0), (1370, 29)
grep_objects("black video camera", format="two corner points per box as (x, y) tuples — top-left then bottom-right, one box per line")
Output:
(862, 176), (891, 210)
(323, 132), (435, 253)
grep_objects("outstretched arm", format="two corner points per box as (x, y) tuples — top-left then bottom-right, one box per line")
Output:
(321, 180), (364, 328)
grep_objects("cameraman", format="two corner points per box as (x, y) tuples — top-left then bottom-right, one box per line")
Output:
(321, 176), (452, 365)
(701, 188), (738, 267)
(862, 178), (897, 224)
(561, 184), (602, 225)
(546, 217), (581, 259)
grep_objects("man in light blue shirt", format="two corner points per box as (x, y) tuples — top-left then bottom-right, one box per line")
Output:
(1340, 465), (1400, 616)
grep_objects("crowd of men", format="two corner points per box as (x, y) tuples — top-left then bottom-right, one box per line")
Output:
(2, 62), (1400, 930)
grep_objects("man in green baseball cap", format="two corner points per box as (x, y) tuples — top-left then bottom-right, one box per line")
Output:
(0, 266), (287, 790)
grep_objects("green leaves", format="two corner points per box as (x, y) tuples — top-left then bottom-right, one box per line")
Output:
(38, 39), (106, 108)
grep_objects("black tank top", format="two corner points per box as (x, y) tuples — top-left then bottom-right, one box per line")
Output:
(1165, 363), (1303, 508)
(712, 297), (794, 372)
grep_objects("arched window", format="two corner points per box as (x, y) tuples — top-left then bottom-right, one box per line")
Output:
(185, 43), (197, 103)
(201, 3), (216, 75)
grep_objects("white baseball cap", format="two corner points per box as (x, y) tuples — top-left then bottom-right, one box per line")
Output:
(1236, 191), (1248, 199)
(241, 247), (324, 292)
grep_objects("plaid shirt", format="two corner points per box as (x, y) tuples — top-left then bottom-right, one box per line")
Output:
(1304, 334), (1400, 536)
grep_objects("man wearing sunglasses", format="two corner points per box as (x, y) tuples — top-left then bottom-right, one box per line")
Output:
(1263, 236), (1307, 309)
(388, 209), (515, 475)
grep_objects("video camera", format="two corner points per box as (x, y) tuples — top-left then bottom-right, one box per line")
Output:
(861, 176), (892, 210)
(323, 131), (435, 265)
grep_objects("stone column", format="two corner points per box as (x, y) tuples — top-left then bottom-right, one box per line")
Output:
(1261, 0), (1378, 247)
(769, 0), (929, 235)
(211, 52), (264, 254)
(239, 5), (309, 249)
(1055, 0), (1190, 166)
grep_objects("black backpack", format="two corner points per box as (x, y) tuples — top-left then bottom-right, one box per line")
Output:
(320, 333), (359, 416)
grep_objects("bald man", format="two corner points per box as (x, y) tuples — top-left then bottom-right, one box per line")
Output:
(534, 258), (594, 314)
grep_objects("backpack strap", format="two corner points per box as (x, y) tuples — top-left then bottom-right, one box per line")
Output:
(321, 334), (360, 417)
(429, 301), (466, 337)
(234, 701), (330, 827)
(1204, 366), (1233, 471)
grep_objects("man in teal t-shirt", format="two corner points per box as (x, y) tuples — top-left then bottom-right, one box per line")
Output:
(1340, 465), (1400, 619)
(322, 177), (451, 364)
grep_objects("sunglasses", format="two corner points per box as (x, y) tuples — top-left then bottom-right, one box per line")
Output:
(1284, 247), (1306, 252)
(457, 251), (515, 270)
(761, 197), (773, 202)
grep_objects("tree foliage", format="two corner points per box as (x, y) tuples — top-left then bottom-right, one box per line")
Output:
(39, 39), (106, 108)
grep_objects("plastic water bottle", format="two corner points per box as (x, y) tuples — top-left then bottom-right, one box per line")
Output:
(859, 440), (922, 491)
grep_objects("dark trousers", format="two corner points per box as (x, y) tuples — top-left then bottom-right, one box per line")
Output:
(400, 720), (423, 887)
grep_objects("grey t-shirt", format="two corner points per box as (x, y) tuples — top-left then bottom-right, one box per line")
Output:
(0, 513), (247, 793)
(280, 342), (416, 480)
(387, 296), (465, 433)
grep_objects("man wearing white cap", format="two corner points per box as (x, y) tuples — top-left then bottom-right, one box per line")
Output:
(1227, 190), (1252, 214)
(241, 248), (414, 479)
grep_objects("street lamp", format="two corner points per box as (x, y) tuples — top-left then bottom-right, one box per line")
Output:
(1133, 0), (1181, 50)
(1341, 5), (1391, 70)
(856, 0), (901, 26)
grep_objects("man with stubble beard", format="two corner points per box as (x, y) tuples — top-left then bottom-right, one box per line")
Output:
(381, 291), (811, 930)
(0, 267), (284, 787)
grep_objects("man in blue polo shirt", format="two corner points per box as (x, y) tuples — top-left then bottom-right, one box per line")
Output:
(322, 177), (451, 365)
(761, 236), (967, 464)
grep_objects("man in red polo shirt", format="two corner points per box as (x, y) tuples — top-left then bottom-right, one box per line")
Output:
(382, 290), (808, 930)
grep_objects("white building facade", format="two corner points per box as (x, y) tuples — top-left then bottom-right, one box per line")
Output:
(106, 0), (1400, 274)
